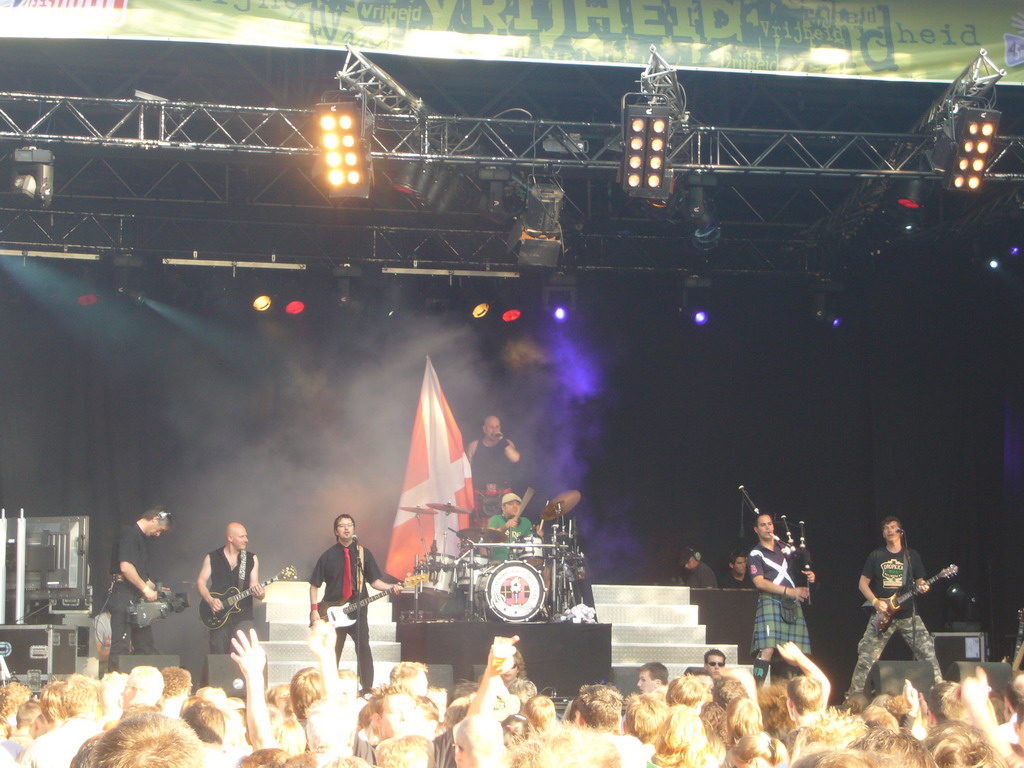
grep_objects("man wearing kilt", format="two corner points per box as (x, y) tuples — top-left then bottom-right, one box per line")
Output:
(748, 512), (815, 686)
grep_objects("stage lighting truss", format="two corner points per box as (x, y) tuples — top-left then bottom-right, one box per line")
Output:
(621, 99), (673, 199)
(316, 98), (372, 198)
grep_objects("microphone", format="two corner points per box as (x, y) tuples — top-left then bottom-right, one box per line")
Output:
(738, 485), (745, 491)
(895, 528), (904, 534)
(350, 534), (358, 542)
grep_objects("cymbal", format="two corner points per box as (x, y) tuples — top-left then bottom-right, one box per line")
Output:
(540, 490), (581, 521)
(427, 502), (473, 516)
(399, 506), (437, 515)
(456, 527), (504, 544)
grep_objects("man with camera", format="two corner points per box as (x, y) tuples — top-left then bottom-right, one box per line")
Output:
(106, 505), (173, 671)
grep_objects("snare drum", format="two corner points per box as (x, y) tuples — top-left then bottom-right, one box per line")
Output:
(520, 535), (544, 567)
(421, 553), (456, 596)
(484, 561), (546, 622)
(457, 554), (492, 587)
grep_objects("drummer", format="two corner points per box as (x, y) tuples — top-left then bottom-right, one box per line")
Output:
(486, 493), (534, 562)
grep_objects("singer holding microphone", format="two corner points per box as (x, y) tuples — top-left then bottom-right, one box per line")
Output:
(844, 516), (942, 700)
(309, 513), (403, 694)
(749, 512), (815, 686)
(467, 415), (521, 519)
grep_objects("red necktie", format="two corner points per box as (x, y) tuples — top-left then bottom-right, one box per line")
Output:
(343, 546), (352, 601)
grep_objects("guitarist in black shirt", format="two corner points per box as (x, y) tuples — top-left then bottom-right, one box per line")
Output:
(197, 522), (265, 654)
(845, 516), (945, 699)
(309, 514), (404, 694)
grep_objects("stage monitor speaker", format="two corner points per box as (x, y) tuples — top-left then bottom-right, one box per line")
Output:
(944, 661), (1012, 691)
(427, 664), (454, 691)
(610, 666), (640, 694)
(866, 661), (935, 697)
(933, 632), (987, 672)
(124, 655), (179, 672)
(205, 654), (247, 696)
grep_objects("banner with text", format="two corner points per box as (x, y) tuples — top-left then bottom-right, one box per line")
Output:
(4, 0), (1024, 84)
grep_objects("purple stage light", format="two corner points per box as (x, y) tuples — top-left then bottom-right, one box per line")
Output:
(553, 306), (567, 322)
(831, 317), (842, 328)
(693, 310), (708, 325)
(1011, 246), (1020, 256)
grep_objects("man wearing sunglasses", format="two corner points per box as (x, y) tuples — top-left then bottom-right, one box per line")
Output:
(703, 649), (726, 680)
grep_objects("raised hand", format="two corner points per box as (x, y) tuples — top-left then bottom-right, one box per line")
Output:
(230, 627), (267, 681)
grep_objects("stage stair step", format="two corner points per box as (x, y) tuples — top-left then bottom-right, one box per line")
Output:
(592, 584), (692, 605)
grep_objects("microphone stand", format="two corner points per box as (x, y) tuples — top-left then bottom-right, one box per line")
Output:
(353, 541), (363, 692)
(902, 531), (919, 657)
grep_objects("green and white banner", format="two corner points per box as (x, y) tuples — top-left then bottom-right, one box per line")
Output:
(4, 0), (1024, 83)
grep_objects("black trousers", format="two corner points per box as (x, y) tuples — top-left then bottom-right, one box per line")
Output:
(209, 618), (256, 655)
(107, 583), (158, 672)
(335, 611), (373, 693)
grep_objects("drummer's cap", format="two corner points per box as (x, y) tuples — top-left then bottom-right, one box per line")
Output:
(680, 547), (700, 563)
(501, 493), (522, 505)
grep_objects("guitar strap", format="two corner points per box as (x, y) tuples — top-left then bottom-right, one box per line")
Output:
(238, 550), (248, 590)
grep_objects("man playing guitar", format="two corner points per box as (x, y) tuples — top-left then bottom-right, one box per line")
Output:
(309, 514), (403, 694)
(197, 522), (266, 653)
(845, 516), (944, 699)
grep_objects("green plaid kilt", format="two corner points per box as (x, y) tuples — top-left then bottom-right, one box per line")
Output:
(751, 593), (811, 657)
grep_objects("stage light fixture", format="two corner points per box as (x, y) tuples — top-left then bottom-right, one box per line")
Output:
(502, 308), (521, 322)
(552, 306), (567, 322)
(315, 100), (371, 199)
(812, 279), (844, 327)
(932, 107), (1000, 191)
(508, 182), (564, 268)
(77, 294), (98, 306)
(11, 147), (54, 208)
(472, 302), (490, 318)
(681, 276), (711, 326)
(687, 184), (720, 250)
(285, 300), (305, 315)
(253, 294), (272, 311)
(989, 259), (1000, 269)
(621, 103), (672, 199)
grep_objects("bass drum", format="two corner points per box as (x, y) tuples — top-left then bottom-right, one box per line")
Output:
(485, 561), (546, 622)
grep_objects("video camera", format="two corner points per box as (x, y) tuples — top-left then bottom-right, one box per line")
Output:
(128, 588), (189, 627)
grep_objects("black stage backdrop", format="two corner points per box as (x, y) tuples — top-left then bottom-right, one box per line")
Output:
(0, 248), (1021, 698)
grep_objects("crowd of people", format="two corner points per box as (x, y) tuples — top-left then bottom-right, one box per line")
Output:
(1, 624), (1021, 768)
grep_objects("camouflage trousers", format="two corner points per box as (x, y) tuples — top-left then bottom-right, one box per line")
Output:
(847, 612), (943, 697)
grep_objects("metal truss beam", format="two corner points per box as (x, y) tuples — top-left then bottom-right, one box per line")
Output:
(4, 92), (1024, 183)
(336, 47), (429, 117)
(0, 205), (829, 275)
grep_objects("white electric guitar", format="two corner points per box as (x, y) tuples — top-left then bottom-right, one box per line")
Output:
(317, 574), (426, 628)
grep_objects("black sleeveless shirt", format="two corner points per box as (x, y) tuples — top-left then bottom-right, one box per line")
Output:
(472, 441), (513, 489)
(209, 547), (256, 621)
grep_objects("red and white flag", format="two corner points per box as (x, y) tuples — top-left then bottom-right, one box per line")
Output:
(386, 357), (474, 576)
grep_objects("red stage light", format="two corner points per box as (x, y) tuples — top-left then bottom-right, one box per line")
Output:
(502, 309), (522, 322)
(77, 294), (98, 306)
(896, 198), (921, 209)
(285, 300), (305, 315)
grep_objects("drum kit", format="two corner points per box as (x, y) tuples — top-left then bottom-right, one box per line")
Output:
(405, 490), (586, 623)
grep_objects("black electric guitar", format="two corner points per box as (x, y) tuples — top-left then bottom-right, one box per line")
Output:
(317, 574), (427, 628)
(200, 566), (297, 629)
(863, 564), (958, 635)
